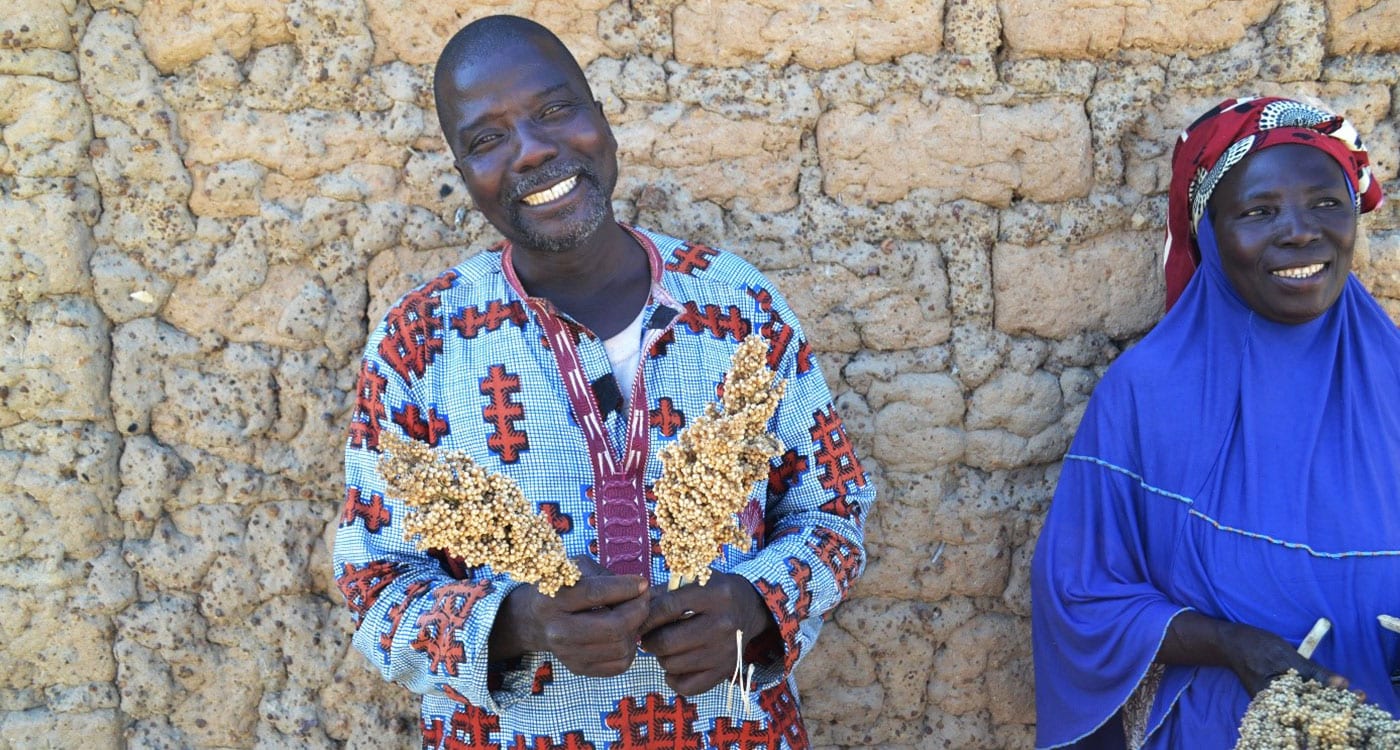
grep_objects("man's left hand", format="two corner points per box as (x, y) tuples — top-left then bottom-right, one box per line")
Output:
(639, 573), (775, 696)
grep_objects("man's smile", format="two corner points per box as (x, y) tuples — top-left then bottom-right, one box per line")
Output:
(521, 175), (579, 206)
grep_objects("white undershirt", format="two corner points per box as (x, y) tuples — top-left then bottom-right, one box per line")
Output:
(603, 306), (647, 406)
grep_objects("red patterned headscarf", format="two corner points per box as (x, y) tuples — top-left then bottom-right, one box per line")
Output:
(1164, 97), (1385, 311)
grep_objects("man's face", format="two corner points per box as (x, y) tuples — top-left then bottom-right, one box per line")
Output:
(1209, 144), (1356, 325)
(437, 38), (618, 254)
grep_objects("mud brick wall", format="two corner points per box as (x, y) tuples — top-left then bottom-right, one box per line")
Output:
(1, 0), (1397, 747)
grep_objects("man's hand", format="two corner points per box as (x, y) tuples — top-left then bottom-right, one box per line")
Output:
(639, 573), (776, 696)
(490, 557), (649, 678)
(1157, 612), (1357, 698)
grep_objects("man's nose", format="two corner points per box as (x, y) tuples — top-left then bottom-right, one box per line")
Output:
(512, 122), (558, 172)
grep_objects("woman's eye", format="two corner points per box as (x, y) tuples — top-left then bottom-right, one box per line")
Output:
(1241, 206), (1270, 218)
(1315, 197), (1343, 208)
(542, 103), (571, 118)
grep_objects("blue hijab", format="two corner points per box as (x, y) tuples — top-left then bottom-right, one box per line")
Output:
(1031, 140), (1400, 746)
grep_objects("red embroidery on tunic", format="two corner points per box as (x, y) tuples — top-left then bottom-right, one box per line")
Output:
(349, 360), (389, 451)
(452, 300), (528, 339)
(786, 559), (814, 622)
(754, 575), (803, 674)
(380, 272), (457, 381)
(665, 242), (719, 275)
(337, 560), (401, 621)
(411, 580), (493, 676)
(817, 493), (862, 522)
(530, 662), (554, 695)
(767, 449), (808, 497)
(758, 684), (808, 749)
(380, 580), (431, 656)
(603, 693), (703, 749)
(432, 686), (502, 749)
(808, 529), (861, 597)
(808, 408), (865, 494)
(341, 486), (390, 533)
(394, 403), (451, 446)
(709, 717), (771, 749)
(538, 502), (573, 535)
(793, 340), (814, 374)
(678, 302), (751, 342)
(508, 732), (595, 750)
(648, 329), (676, 358)
(649, 397), (686, 437)
(480, 365), (529, 462)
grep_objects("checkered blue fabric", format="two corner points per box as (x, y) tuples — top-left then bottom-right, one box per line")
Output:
(334, 225), (875, 749)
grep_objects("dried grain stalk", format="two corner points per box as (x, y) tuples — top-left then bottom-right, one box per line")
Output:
(655, 335), (786, 588)
(1235, 670), (1400, 749)
(378, 433), (581, 596)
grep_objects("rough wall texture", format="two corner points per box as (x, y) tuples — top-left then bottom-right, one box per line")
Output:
(1, 0), (1397, 747)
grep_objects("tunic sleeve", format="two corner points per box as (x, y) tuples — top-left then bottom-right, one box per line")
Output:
(333, 321), (527, 714)
(1030, 384), (1191, 749)
(727, 281), (875, 688)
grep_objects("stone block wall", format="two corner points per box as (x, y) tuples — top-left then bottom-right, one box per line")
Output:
(1, 0), (1396, 747)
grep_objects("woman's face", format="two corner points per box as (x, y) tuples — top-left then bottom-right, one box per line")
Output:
(1209, 144), (1357, 324)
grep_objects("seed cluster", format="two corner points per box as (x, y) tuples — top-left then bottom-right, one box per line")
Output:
(655, 335), (786, 587)
(377, 433), (581, 596)
(1235, 670), (1400, 749)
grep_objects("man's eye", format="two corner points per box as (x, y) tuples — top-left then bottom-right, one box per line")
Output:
(542, 103), (571, 118)
(469, 134), (500, 153)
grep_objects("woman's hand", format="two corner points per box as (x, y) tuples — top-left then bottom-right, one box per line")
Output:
(1157, 612), (1357, 698)
(1216, 621), (1353, 697)
(490, 557), (650, 677)
(638, 573), (775, 696)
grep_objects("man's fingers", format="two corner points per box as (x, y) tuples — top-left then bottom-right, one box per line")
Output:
(546, 596), (650, 649)
(640, 590), (699, 634)
(651, 642), (716, 676)
(557, 573), (649, 611)
(573, 556), (613, 578)
(639, 619), (695, 658)
(607, 591), (653, 633)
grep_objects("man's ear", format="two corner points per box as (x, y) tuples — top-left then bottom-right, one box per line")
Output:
(453, 166), (474, 204)
(594, 100), (617, 143)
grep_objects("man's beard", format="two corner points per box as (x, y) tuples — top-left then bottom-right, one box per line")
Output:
(503, 161), (613, 254)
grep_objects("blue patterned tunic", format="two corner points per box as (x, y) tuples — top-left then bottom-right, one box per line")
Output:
(335, 225), (874, 749)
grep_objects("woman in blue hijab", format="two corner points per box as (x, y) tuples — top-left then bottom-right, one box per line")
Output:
(1031, 96), (1398, 749)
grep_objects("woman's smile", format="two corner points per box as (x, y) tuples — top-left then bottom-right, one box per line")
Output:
(1270, 262), (1326, 280)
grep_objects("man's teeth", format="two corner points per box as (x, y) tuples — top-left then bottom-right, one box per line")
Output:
(1272, 263), (1325, 280)
(521, 176), (578, 206)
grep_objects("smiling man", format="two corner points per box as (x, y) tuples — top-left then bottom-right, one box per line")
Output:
(334, 15), (874, 749)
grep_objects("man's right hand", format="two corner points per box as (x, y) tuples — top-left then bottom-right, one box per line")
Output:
(490, 557), (649, 678)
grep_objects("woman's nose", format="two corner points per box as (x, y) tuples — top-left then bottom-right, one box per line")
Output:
(1276, 204), (1322, 246)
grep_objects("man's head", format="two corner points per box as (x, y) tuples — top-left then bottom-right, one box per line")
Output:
(433, 16), (619, 254)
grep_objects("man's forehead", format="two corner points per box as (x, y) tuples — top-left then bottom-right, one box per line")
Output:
(441, 35), (587, 99)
